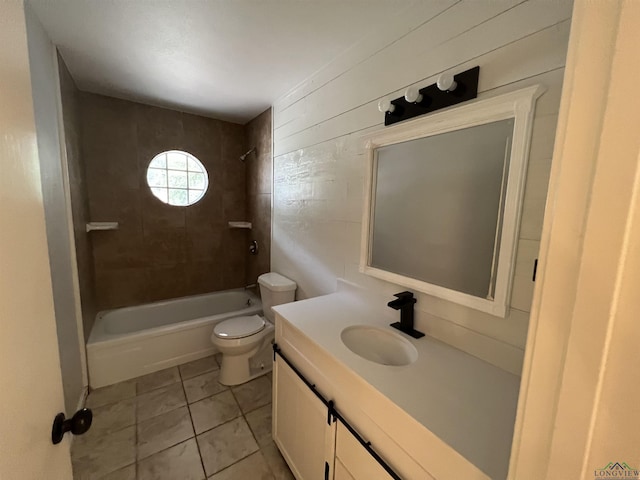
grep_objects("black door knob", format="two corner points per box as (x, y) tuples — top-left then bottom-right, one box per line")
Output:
(51, 408), (93, 445)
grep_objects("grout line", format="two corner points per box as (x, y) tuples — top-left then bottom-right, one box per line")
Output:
(189, 410), (264, 477)
(136, 438), (195, 470)
(90, 359), (274, 478)
(136, 379), (182, 397)
(133, 382), (138, 472)
(135, 406), (195, 460)
(179, 364), (209, 478)
(228, 381), (279, 477)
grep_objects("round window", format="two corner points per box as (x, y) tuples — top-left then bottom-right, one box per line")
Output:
(146, 150), (208, 206)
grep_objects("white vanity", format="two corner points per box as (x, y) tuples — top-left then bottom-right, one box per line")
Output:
(271, 282), (520, 480)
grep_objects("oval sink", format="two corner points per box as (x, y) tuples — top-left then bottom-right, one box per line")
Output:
(340, 325), (418, 366)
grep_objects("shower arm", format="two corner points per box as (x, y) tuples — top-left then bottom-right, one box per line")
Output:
(240, 148), (256, 162)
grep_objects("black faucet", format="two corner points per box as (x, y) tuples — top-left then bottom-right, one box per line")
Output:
(388, 291), (424, 339)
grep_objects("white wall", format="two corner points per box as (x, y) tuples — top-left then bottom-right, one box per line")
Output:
(25, 3), (86, 414)
(512, 2), (640, 477)
(272, 0), (573, 375)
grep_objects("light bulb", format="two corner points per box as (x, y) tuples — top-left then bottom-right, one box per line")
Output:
(377, 98), (395, 113)
(404, 86), (423, 103)
(437, 73), (457, 92)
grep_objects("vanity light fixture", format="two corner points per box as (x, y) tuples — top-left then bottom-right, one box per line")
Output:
(436, 73), (457, 92)
(377, 98), (396, 113)
(404, 86), (423, 104)
(380, 66), (480, 126)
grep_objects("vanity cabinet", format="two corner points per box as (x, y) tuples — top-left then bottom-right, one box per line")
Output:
(271, 293), (511, 480)
(334, 460), (356, 480)
(273, 354), (336, 479)
(273, 348), (403, 480)
(334, 421), (394, 480)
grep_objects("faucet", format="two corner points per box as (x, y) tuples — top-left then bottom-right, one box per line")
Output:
(387, 291), (424, 339)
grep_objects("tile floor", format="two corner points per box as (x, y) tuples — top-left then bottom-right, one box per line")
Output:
(72, 355), (294, 480)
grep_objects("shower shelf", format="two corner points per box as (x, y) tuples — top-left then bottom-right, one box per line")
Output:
(228, 221), (252, 229)
(86, 222), (119, 232)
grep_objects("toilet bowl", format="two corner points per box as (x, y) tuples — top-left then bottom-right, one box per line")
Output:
(212, 315), (275, 386)
(211, 272), (296, 386)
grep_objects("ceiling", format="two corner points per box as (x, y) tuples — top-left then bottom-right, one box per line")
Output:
(28, 0), (412, 124)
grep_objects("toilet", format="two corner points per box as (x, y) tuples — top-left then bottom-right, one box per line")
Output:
(211, 272), (297, 386)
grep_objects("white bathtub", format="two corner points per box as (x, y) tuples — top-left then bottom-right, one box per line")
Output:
(87, 289), (262, 388)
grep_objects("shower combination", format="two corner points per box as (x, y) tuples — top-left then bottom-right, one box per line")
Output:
(240, 148), (256, 161)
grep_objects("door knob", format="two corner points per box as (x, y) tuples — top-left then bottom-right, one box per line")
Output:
(51, 408), (92, 445)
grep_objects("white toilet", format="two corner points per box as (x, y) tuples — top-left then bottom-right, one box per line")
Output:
(211, 272), (297, 386)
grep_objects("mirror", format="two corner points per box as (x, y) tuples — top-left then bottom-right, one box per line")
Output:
(361, 86), (544, 317)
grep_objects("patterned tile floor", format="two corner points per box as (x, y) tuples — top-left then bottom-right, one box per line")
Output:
(72, 355), (294, 480)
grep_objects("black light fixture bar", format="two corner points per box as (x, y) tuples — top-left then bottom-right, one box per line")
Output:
(383, 66), (480, 126)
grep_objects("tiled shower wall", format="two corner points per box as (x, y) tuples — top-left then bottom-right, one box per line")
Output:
(245, 108), (272, 286)
(79, 94), (250, 310)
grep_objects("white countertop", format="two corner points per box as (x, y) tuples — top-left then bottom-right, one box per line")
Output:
(273, 283), (521, 480)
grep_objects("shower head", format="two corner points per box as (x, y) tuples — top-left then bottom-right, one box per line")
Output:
(240, 148), (256, 162)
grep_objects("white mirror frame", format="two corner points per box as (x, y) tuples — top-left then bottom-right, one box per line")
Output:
(360, 85), (545, 317)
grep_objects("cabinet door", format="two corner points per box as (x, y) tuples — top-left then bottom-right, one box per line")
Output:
(334, 459), (356, 480)
(273, 354), (335, 480)
(335, 421), (395, 480)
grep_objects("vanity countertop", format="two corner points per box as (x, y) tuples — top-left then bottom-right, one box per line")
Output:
(273, 285), (521, 480)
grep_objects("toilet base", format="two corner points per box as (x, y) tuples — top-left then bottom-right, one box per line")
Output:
(217, 336), (274, 386)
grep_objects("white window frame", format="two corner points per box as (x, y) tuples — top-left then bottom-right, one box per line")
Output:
(360, 85), (545, 317)
(146, 150), (209, 206)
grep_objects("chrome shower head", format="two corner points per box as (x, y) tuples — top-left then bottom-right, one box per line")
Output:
(240, 148), (256, 162)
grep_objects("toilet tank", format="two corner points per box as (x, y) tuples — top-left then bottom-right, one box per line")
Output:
(257, 272), (297, 323)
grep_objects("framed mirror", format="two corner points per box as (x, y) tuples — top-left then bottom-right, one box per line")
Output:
(360, 85), (545, 317)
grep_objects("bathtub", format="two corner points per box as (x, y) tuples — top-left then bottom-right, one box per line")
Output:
(87, 289), (262, 388)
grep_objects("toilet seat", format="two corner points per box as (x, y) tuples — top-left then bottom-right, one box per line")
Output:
(214, 315), (266, 340)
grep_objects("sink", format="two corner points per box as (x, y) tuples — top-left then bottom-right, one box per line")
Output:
(340, 325), (418, 366)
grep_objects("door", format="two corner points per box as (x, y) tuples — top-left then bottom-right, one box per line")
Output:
(273, 354), (335, 480)
(511, 2), (640, 479)
(0, 2), (73, 479)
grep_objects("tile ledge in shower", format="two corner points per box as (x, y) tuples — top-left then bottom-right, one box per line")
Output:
(228, 221), (252, 229)
(86, 221), (119, 232)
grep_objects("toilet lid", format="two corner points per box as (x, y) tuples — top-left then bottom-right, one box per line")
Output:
(213, 315), (266, 339)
